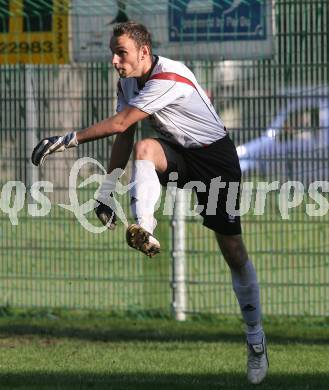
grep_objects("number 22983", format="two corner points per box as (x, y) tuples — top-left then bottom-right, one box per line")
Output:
(0, 41), (54, 54)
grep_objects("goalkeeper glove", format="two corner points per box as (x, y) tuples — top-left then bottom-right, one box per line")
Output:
(94, 173), (122, 230)
(31, 132), (78, 166)
(94, 199), (117, 230)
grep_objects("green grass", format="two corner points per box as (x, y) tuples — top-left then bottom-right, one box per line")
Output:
(0, 313), (328, 389)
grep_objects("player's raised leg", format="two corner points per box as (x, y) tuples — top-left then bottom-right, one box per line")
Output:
(216, 233), (269, 384)
(126, 138), (167, 257)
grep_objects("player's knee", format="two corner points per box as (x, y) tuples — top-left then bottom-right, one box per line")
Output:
(133, 139), (156, 160)
(217, 234), (248, 269)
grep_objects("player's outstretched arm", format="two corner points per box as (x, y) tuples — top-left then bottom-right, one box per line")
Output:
(31, 106), (148, 166)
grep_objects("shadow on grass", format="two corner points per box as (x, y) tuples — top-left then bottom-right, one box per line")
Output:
(0, 372), (329, 390)
(0, 322), (328, 346)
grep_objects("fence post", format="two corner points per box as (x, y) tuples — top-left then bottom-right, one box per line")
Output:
(25, 65), (39, 191)
(171, 188), (186, 321)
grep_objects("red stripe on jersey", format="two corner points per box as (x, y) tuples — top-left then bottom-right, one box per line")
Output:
(149, 72), (197, 89)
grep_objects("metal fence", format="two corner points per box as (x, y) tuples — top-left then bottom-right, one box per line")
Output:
(0, 0), (328, 317)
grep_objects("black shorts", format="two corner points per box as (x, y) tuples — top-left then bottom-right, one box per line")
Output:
(156, 135), (242, 235)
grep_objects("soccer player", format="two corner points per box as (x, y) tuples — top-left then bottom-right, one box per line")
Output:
(31, 21), (268, 384)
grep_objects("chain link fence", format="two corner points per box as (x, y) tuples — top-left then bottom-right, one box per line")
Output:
(0, 0), (328, 317)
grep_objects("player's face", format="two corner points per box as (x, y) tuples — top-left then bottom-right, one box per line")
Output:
(110, 34), (146, 78)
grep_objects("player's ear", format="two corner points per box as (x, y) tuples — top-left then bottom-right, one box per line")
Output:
(140, 45), (149, 60)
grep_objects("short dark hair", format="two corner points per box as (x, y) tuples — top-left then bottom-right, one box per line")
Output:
(113, 21), (152, 55)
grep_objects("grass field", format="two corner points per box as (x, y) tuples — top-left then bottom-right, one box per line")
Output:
(0, 312), (328, 390)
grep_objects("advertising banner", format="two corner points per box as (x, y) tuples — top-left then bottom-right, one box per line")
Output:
(0, 0), (69, 65)
(72, 0), (274, 62)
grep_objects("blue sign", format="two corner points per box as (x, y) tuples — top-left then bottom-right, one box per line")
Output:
(169, 0), (267, 42)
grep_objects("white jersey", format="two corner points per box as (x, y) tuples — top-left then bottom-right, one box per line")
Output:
(116, 55), (227, 148)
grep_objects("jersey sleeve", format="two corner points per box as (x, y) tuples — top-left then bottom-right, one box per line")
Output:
(128, 79), (194, 114)
(116, 80), (128, 113)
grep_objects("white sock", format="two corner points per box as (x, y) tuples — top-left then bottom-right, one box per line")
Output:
(130, 160), (161, 234)
(230, 259), (264, 344)
(247, 323), (264, 345)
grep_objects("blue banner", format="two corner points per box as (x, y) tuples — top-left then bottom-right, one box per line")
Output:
(169, 0), (267, 42)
